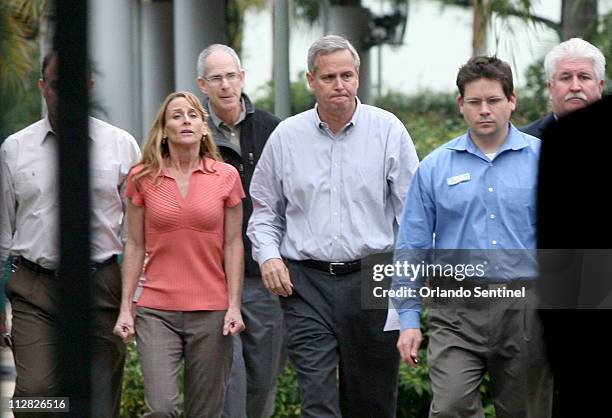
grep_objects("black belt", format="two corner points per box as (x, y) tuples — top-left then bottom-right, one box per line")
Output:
(300, 259), (362, 276)
(15, 255), (117, 276)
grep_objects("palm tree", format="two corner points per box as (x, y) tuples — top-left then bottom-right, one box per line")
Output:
(0, 0), (46, 140)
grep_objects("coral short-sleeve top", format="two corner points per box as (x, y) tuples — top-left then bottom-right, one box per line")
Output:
(126, 157), (245, 311)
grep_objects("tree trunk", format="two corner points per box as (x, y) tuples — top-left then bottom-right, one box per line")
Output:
(561, 0), (598, 40)
(472, 0), (490, 56)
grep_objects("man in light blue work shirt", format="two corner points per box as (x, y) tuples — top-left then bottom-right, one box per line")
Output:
(393, 56), (552, 417)
(248, 35), (419, 418)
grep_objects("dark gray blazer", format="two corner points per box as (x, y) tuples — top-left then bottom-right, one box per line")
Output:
(520, 113), (556, 139)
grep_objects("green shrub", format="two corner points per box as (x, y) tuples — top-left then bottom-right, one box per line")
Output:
(121, 342), (147, 417)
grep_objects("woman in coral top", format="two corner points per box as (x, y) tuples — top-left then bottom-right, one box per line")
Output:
(113, 91), (245, 417)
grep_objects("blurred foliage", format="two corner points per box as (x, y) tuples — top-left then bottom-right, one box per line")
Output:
(272, 364), (302, 417)
(254, 71), (317, 115)
(593, 9), (612, 85)
(121, 342), (147, 417)
(0, 0), (44, 141)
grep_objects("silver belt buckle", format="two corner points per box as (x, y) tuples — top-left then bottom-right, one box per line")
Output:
(329, 262), (344, 275)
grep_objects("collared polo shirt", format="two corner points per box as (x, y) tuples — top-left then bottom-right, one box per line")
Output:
(127, 157), (244, 311)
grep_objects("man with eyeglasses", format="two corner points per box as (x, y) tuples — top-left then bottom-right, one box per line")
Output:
(522, 38), (605, 138)
(393, 56), (553, 417)
(196, 44), (284, 418)
(247, 35), (419, 417)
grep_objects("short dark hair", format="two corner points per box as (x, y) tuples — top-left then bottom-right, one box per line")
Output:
(41, 51), (57, 81)
(456, 56), (514, 99)
(40, 51), (93, 81)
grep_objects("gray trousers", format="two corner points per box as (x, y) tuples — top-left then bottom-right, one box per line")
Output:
(222, 276), (286, 418)
(283, 261), (399, 418)
(136, 307), (232, 418)
(5, 260), (126, 418)
(427, 287), (553, 418)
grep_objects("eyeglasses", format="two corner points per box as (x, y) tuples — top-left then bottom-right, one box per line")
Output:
(463, 96), (507, 108)
(204, 72), (240, 86)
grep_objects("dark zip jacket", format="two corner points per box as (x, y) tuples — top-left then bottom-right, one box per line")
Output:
(204, 94), (281, 277)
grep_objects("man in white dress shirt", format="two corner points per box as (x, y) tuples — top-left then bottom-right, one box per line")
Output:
(0, 52), (141, 417)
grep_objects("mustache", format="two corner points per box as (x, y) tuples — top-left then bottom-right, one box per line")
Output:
(564, 92), (588, 101)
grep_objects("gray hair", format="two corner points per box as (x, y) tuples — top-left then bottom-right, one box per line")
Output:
(196, 44), (242, 77)
(307, 35), (360, 74)
(544, 38), (606, 82)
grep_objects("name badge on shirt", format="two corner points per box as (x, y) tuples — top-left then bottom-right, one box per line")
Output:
(447, 173), (471, 186)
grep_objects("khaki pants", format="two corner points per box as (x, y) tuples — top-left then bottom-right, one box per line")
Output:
(427, 288), (553, 418)
(136, 307), (232, 418)
(5, 260), (126, 418)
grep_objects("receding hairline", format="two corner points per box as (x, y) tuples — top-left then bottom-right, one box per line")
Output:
(197, 44), (242, 77)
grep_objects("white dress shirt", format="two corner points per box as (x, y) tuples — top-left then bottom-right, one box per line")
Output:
(1, 117), (141, 269)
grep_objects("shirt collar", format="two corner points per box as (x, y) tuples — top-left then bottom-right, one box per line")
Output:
(314, 97), (360, 132)
(40, 116), (56, 144)
(446, 123), (529, 155)
(208, 96), (249, 129)
(41, 116), (97, 144)
(160, 157), (210, 178)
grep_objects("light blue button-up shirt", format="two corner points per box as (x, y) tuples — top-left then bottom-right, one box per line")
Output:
(394, 124), (541, 330)
(247, 99), (420, 264)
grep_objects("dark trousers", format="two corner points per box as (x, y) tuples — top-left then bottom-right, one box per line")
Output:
(283, 261), (399, 418)
(223, 276), (286, 418)
(5, 260), (126, 418)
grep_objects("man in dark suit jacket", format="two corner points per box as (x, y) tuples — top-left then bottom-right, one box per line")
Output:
(522, 38), (605, 138)
(538, 95), (612, 416)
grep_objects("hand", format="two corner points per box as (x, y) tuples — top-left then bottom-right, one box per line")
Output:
(113, 309), (135, 344)
(397, 328), (423, 367)
(223, 307), (245, 336)
(261, 258), (293, 297)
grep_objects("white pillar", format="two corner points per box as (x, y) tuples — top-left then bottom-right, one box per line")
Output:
(89, 0), (140, 136)
(173, 0), (226, 96)
(273, 0), (291, 119)
(141, 0), (174, 141)
(328, 6), (372, 104)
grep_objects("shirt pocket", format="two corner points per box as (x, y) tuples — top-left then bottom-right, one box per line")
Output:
(14, 169), (56, 201)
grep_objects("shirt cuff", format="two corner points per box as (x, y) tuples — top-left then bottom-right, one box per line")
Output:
(398, 309), (421, 331)
(257, 247), (282, 267)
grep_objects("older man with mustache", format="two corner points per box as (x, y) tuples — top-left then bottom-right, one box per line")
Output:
(522, 37), (605, 138)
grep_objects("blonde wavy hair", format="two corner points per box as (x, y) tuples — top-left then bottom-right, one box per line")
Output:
(133, 91), (221, 184)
